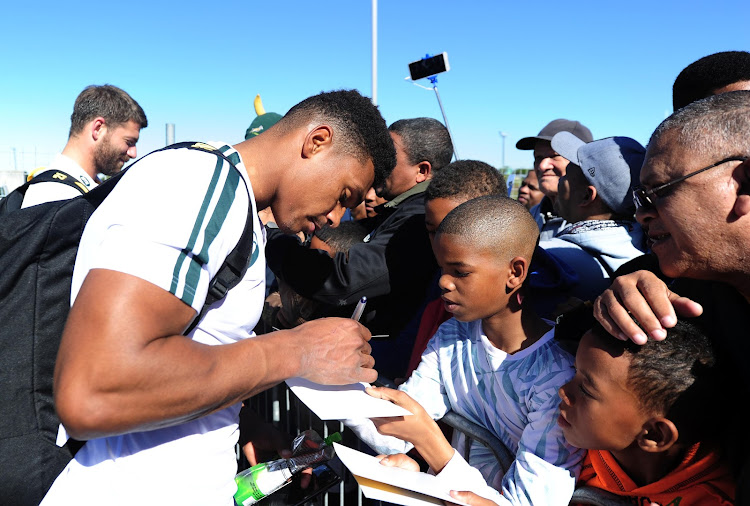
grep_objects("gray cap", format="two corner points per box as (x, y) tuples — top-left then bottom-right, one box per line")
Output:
(516, 119), (593, 150)
(551, 132), (646, 215)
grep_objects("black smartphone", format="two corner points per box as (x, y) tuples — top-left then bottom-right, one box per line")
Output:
(408, 52), (450, 81)
(261, 463), (341, 506)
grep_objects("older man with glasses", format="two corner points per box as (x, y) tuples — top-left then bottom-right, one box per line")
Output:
(594, 90), (750, 501)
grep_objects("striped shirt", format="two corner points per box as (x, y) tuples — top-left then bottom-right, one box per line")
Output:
(348, 318), (583, 505)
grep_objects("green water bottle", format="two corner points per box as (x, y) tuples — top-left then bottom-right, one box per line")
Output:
(234, 431), (341, 506)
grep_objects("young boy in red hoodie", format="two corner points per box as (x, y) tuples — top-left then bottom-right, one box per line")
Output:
(556, 315), (735, 505)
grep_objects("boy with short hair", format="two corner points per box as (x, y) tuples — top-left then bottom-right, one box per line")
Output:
(347, 195), (583, 505)
(405, 160), (507, 377)
(558, 316), (735, 504)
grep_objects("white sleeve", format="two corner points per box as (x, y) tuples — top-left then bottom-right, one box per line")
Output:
(341, 417), (413, 456)
(343, 325), (453, 455)
(435, 449), (577, 506)
(399, 323), (453, 419)
(434, 451), (504, 504)
(496, 367), (581, 506)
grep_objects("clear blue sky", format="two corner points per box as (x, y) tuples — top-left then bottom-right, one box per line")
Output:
(1, 0), (748, 173)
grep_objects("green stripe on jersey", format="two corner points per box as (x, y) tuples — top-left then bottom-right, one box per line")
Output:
(170, 154), (239, 305)
(181, 167), (240, 303)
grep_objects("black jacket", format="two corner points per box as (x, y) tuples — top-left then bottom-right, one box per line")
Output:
(266, 182), (439, 376)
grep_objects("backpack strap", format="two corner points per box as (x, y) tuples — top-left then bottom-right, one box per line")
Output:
(0, 170), (89, 213)
(165, 143), (255, 336)
(28, 169), (90, 195)
(82, 141), (254, 336)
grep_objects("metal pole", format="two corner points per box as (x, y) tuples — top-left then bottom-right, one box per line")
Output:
(432, 84), (458, 160)
(371, 0), (377, 105)
(166, 123), (175, 146)
(500, 131), (507, 168)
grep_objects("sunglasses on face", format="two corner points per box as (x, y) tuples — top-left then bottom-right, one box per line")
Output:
(632, 156), (748, 212)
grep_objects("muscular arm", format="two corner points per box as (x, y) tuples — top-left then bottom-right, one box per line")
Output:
(54, 269), (377, 440)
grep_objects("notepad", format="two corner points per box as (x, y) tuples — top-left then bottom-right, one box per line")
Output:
(285, 377), (412, 420)
(333, 442), (467, 506)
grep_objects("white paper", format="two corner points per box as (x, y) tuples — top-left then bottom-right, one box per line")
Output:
(285, 377), (412, 420)
(333, 443), (467, 506)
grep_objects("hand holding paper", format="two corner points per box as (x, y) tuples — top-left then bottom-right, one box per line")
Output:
(377, 453), (421, 472)
(367, 387), (455, 472)
(448, 491), (500, 506)
(285, 378), (412, 420)
(333, 443), (467, 506)
(376, 455), (497, 506)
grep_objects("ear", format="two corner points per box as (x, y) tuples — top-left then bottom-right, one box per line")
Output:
(301, 125), (334, 159)
(580, 185), (597, 208)
(506, 256), (530, 290)
(90, 117), (107, 142)
(733, 159), (750, 217)
(636, 417), (679, 453)
(415, 161), (433, 183)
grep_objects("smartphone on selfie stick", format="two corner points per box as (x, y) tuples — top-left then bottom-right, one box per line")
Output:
(407, 52), (458, 160)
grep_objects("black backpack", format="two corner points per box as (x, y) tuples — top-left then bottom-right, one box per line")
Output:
(0, 142), (255, 505)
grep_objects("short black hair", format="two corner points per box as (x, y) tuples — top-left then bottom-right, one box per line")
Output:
(389, 117), (454, 172)
(70, 84), (147, 137)
(425, 160), (506, 202)
(672, 51), (750, 110)
(437, 194), (539, 260)
(589, 319), (725, 446)
(314, 220), (368, 255)
(279, 89), (396, 189)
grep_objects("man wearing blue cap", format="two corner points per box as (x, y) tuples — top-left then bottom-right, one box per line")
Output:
(539, 133), (648, 302)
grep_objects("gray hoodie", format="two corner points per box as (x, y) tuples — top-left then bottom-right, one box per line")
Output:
(539, 219), (647, 302)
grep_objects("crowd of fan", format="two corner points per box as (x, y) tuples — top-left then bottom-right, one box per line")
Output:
(7, 50), (750, 505)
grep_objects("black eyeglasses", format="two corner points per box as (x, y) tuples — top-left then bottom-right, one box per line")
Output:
(633, 156), (748, 211)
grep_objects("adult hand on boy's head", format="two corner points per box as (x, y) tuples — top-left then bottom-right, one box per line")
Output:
(446, 491), (498, 506)
(594, 270), (702, 344)
(294, 318), (377, 384)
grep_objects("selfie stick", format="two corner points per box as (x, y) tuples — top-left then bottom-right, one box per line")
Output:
(412, 53), (457, 160)
(427, 74), (458, 160)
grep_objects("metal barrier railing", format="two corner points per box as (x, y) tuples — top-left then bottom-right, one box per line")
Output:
(244, 380), (377, 506)
(243, 381), (631, 506)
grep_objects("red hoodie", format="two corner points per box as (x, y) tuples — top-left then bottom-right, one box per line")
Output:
(576, 443), (735, 505)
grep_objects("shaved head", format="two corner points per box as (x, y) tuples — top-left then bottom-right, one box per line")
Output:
(437, 195), (539, 262)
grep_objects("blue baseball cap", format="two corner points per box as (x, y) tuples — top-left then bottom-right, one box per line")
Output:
(551, 132), (646, 215)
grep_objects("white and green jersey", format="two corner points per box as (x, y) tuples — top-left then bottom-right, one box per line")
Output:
(42, 143), (265, 506)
